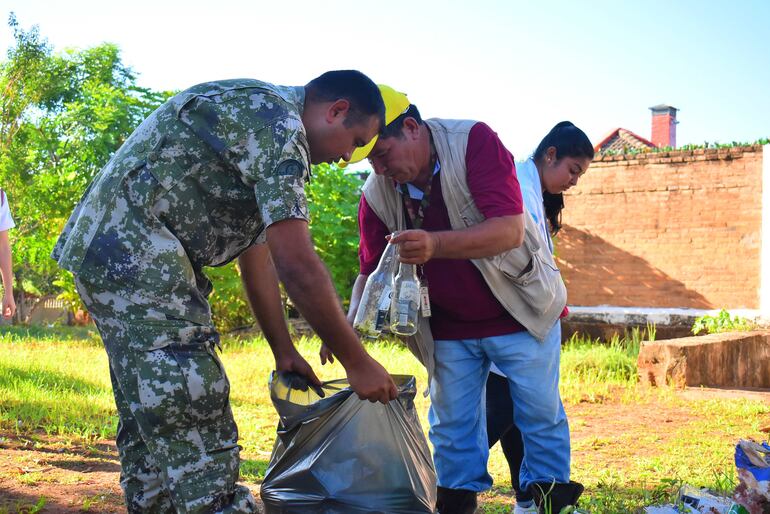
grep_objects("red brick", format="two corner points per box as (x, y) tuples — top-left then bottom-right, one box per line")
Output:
(559, 149), (763, 308)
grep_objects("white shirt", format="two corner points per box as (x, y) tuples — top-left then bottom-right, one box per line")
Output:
(490, 158), (551, 377)
(0, 191), (15, 232)
(515, 158), (553, 253)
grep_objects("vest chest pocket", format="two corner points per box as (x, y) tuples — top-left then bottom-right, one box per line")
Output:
(495, 238), (564, 317)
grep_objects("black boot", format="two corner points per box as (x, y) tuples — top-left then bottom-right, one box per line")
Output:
(529, 481), (584, 514)
(435, 486), (478, 514)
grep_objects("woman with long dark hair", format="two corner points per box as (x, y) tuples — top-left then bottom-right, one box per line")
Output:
(487, 121), (594, 513)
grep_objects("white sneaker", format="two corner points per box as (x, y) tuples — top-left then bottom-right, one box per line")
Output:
(513, 503), (538, 514)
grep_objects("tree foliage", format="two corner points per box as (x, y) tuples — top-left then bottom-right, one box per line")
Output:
(0, 14), (171, 314)
(205, 164), (365, 332)
(306, 163), (364, 305)
(1, 15), (365, 327)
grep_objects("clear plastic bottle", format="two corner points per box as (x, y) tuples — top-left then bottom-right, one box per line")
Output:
(390, 262), (420, 336)
(353, 240), (398, 338)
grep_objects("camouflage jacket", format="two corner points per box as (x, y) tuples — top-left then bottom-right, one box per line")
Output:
(52, 79), (310, 322)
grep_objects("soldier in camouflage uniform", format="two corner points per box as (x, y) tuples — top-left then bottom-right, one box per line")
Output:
(52, 70), (398, 513)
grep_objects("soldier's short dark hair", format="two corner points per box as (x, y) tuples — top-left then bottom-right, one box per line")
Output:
(380, 104), (423, 140)
(305, 70), (386, 130)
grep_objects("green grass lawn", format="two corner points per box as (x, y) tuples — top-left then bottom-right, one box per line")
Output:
(1, 326), (767, 513)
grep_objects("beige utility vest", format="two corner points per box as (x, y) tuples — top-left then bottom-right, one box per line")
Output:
(362, 118), (567, 387)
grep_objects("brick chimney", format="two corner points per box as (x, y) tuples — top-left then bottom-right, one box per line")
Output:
(649, 104), (678, 148)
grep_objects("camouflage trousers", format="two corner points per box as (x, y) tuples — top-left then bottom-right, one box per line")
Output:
(75, 274), (258, 514)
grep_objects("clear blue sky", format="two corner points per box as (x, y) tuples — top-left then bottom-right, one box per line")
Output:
(2, 0), (769, 160)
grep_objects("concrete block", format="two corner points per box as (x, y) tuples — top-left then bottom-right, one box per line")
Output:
(638, 331), (770, 388)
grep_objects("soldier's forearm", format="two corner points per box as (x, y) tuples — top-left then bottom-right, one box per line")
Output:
(266, 219), (369, 368)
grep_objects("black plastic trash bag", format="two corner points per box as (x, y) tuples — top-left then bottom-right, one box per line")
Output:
(260, 372), (437, 514)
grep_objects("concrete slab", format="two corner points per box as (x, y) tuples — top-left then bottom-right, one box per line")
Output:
(638, 331), (770, 388)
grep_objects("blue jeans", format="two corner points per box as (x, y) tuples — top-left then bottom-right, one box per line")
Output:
(428, 322), (569, 493)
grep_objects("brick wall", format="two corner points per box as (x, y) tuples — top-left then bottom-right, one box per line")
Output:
(556, 145), (764, 309)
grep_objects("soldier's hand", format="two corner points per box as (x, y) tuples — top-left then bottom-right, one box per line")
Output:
(345, 354), (398, 404)
(319, 343), (335, 365)
(274, 348), (322, 388)
(389, 230), (439, 264)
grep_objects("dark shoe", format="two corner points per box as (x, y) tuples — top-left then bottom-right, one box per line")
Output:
(436, 486), (478, 514)
(529, 481), (584, 514)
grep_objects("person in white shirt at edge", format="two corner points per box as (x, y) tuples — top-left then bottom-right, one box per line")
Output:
(0, 189), (16, 319)
(486, 122), (594, 513)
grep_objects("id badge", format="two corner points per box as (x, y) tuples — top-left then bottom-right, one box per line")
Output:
(419, 280), (432, 318)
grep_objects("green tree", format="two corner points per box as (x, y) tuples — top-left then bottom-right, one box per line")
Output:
(205, 163), (365, 332)
(0, 16), (364, 328)
(205, 262), (254, 333)
(0, 14), (171, 318)
(306, 163), (364, 306)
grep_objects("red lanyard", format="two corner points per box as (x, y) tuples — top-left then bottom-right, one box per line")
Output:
(399, 160), (440, 230)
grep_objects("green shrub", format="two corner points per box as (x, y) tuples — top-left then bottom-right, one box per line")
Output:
(52, 271), (84, 314)
(207, 163), (365, 330)
(206, 262), (254, 333)
(306, 163), (364, 307)
(691, 309), (755, 335)
(1, 17), (171, 308)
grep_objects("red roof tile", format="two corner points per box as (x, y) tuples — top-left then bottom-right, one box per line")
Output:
(595, 128), (656, 154)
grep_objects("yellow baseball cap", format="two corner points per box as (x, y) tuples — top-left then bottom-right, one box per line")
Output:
(338, 84), (410, 167)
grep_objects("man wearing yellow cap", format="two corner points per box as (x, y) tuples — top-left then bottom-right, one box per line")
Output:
(330, 86), (581, 514)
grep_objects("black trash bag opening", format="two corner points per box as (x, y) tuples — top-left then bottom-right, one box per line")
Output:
(261, 372), (436, 514)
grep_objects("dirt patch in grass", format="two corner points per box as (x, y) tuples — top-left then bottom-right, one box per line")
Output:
(569, 387), (770, 464)
(569, 394), (704, 469)
(0, 434), (265, 513)
(1, 387), (768, 513)
(0, 434), (125, 513)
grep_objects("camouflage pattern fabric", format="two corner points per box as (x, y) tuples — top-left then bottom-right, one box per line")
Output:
(53, 78), (310, 324)
(77, 274), (255, 513)
(53, 79), (313, 512)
